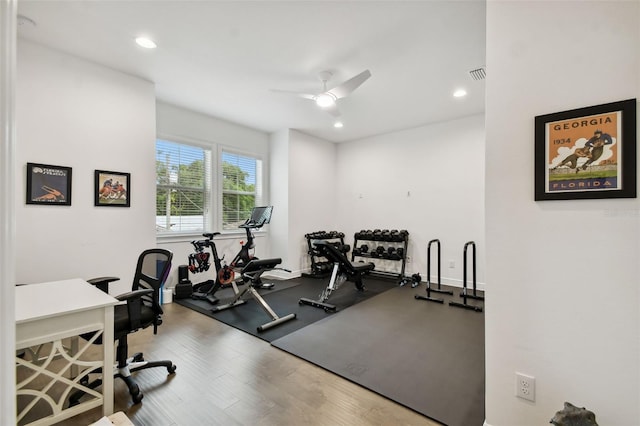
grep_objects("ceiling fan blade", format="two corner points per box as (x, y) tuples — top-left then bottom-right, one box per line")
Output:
(322, 103), (341, 117)
(327, 70), (372, 99)
(270, 89), (316, 101)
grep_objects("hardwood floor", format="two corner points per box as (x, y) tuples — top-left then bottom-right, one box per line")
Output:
(56, 302), (441, 426)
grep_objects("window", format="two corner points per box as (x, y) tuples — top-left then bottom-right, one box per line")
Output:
(156, 139), (210, 234)
(222, 150), (262, 230)
(156, 139), (263, 235)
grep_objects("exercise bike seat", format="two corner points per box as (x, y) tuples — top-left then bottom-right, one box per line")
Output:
(240, 258), (285, 289)
(202, 232), (221, 239)
(241, 258), (282, 274)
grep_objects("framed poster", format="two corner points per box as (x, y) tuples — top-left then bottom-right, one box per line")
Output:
(535, 99), (636, 201)
(94, 170), (130, 207)
(26, 163), (72, 206)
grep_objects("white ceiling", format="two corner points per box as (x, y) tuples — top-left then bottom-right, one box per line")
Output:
(16, 1), (486, 143)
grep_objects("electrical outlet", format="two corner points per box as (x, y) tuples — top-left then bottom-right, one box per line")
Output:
(515, 372), (535, 402)
(448, 259), (455, 268)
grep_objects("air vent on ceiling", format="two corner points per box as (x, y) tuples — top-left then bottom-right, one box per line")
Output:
(468, 67), (486, 81)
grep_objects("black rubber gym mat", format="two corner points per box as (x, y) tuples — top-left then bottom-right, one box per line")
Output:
(174, 276), (395, 342)
(271, 285), (485, 426)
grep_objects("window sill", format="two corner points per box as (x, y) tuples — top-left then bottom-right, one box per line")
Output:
(156, 230), (267, 245)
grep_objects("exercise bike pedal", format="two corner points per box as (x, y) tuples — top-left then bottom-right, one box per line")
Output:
(205, 295), (219, 305)
(258, 282), (275, 290)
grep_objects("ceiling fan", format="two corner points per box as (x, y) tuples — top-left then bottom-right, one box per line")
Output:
(272, 69), (372, 117)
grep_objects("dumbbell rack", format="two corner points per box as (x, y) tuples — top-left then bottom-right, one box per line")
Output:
(351, 229), (409, 279)
(303, 231), (347, 278)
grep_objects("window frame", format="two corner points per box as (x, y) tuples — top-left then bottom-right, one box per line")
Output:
(155, 133), (266, 241)
(217, 145), (264, 232)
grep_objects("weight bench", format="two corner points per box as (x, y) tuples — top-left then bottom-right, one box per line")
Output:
(211, 258), (296, 332)
(299, 240), (375, 312)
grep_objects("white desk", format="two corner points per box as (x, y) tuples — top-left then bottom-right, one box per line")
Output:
(16, 278), (118, 426)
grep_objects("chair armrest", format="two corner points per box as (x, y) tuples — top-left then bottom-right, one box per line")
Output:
(87, 276), (120, 294)
(116, 289), (155, 331)
(115, 288), (153, 302)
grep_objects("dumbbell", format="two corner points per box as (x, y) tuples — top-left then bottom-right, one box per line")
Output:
(372, 229), (383, 240)
(381, 230), (391, 241)
(411, 273), (422, 288)
(396, 247), (405, 258)
(388, 247), (400, 260)
(360, 244), (369, 253)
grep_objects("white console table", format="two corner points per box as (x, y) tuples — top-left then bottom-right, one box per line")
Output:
(16, 278), (118, 426)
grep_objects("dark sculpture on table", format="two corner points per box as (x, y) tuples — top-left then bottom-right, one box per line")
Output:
(550, 402), (598, 426)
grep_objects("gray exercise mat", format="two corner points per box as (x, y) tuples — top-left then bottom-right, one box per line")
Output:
(175, 276), (395, 342)
(272, 285), (485, 426)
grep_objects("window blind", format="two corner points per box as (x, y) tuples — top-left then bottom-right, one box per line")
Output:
(156, 139), (209, 233)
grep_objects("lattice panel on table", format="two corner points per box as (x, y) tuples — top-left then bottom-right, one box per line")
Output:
(16, 331), (105, 426)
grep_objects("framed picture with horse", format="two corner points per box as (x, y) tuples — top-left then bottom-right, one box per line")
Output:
(535, 98), (636, 201)
(26, 162), (72, 206)
(94, 169), (130, 207)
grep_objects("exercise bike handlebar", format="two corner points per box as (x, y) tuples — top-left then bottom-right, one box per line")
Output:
(239, 219), (267, 229)
(190, 232), (223, 252)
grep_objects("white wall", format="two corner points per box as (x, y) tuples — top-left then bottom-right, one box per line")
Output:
(156, 101), (269, 162)
(485, 2), (639, 425)
(155, 101), (271, 286)
(336, 115), (485, 286)
(16, 40), (157, 296)
(1, 2), (17, 423)
(269, 128), (290, 272)
(269, 129), (338, 274)
(288, 130), (339, 272)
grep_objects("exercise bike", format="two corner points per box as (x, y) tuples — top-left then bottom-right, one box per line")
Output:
(188, 206), (275, 305)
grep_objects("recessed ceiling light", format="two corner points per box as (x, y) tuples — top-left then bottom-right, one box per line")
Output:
(453, 89), (467, 98)
(334, 121), (344, 128)
(135, 37), (157, 49)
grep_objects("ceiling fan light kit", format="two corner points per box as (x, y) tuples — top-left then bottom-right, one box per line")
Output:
(272, 69), (372, 119)
(315, 93), (337, 108)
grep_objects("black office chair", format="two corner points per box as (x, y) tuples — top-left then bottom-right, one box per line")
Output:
(70, 248), (176, 405)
